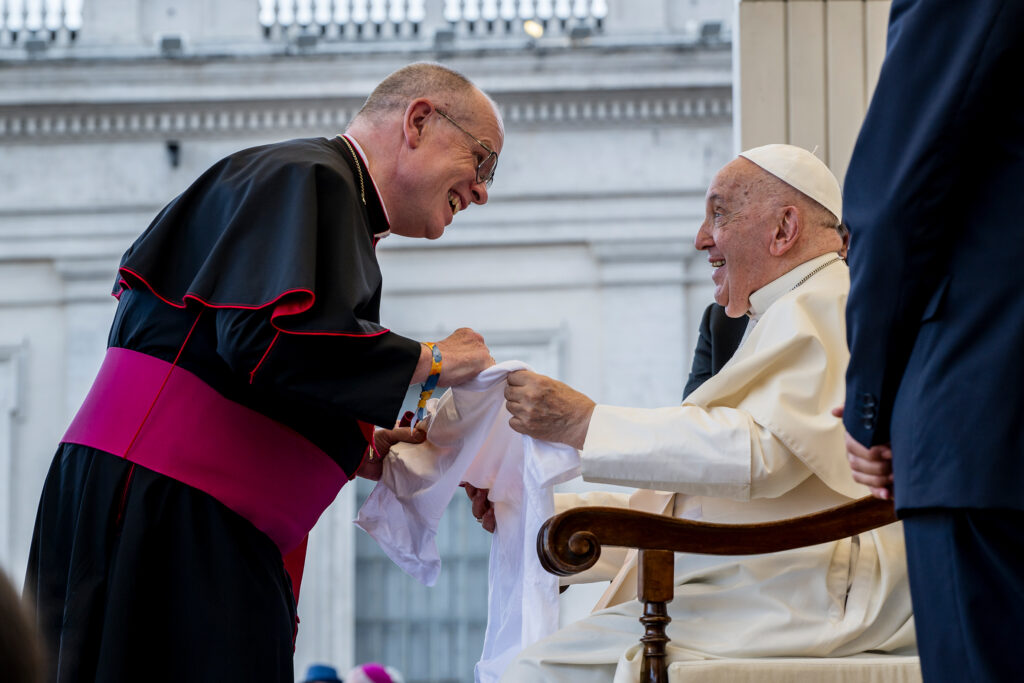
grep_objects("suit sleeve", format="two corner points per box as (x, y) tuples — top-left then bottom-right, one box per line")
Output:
(683, 304), (715, 400)
(843, 0), (1023, 445)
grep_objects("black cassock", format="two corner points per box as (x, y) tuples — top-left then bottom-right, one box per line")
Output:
(26, 137), (420, 683)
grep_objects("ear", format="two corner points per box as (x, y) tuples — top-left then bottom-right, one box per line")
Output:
(402, 98), (434, 149)
(769, 205), (801, 256)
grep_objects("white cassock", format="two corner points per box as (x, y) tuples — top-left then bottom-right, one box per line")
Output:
(503, 253), (917, 683)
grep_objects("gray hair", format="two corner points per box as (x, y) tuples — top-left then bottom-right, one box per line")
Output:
(356, 62), (481, 120)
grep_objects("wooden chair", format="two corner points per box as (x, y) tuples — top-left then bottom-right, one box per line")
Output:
(538, 496), (914, 683)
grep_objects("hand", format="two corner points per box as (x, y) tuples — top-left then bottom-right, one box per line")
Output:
(355, 413), (427, 481)
(461, 483), (495, 533)
(415, 328), (495, 387)
(832, 406), (894, 500)
(504, 370), (595, 449)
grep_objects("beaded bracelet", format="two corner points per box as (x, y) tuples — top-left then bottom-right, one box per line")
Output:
(414, 342), (442, 426)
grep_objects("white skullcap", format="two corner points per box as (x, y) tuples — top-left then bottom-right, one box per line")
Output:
(739, 144), (842, 221)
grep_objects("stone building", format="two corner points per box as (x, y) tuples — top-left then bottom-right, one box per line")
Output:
(2, 1), (888, 680)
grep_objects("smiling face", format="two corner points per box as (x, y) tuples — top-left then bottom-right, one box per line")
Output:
(388, 90), (504, 240)
(694, 157), (781, 317)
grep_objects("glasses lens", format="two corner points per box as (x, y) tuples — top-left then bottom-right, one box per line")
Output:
(479, 153), (497, 186)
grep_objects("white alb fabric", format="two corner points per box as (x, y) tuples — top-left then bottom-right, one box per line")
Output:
(355, 361), (581, 683)
(739, 143), (843, 221)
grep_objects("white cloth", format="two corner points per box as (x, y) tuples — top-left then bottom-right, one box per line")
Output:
(503, 256), (915, 682)
(355, 361), (580, 683)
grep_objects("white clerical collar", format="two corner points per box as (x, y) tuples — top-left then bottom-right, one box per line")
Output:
(340, 133), (392, 239)
(747, 252), (844, 319)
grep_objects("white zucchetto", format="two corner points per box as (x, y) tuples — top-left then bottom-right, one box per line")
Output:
(739, 144), (842, 222)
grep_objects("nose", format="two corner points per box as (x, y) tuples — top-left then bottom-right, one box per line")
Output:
(470, 178), (489, 205)
(694, 220), (713, 251)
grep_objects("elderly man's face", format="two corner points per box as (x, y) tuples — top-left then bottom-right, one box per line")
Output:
(390, 90), (504, 240)
(695, 157), (778, 317)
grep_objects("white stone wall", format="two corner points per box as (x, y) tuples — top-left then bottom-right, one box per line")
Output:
(734, 0), (891, 183)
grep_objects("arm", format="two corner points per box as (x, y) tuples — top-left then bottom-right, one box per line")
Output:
(215, 309), (491, 428)
(506, 370), (812, 501)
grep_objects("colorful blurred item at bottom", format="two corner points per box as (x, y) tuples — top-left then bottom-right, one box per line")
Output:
(346, 662), (405, 683)
(301, 663), (343, 683)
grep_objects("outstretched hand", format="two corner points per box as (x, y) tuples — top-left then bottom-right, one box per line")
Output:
(504, 370), (595, 449)
(832, 406), (894, 500)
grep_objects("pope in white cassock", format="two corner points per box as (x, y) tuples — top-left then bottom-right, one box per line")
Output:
(471, 145), (917, 682)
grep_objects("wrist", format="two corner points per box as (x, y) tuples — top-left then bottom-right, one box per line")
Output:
(413, 343), (442, 426)
(567, 402), (596, 450)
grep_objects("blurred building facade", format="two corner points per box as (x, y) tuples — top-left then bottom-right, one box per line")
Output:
(1, 1), (737, 679)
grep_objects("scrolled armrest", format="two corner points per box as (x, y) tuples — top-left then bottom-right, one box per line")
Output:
(537, 496), (897, 578)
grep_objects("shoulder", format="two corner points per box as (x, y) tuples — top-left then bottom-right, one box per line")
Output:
(211, 137), (357, 202)
(226, 137), (345, 172)
(752, 263), (849, 353)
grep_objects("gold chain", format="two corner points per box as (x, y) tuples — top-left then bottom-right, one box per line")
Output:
(790, 256), (843, 291)
(337, 134), (366, 206)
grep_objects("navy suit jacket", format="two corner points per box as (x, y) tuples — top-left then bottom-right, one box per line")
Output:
(843, 0), (1024, 511)
(683, 303), (747, 400)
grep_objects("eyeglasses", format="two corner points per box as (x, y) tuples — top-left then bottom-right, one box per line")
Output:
(435, 108), (498, 187)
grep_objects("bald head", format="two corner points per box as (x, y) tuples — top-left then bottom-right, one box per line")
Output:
(354, 62), (498, 125)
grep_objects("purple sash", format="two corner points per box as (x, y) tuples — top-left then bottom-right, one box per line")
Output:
(63, 346), (345, 554)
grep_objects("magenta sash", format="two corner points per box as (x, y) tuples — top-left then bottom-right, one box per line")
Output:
(62, 346), (345, 554)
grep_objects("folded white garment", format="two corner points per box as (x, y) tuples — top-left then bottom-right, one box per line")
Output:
(354, 361), (581, 683)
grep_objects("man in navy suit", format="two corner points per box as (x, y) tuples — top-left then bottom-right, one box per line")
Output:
(841, 1), (1024, 680)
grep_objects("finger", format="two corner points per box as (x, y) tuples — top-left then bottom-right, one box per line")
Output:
(470, 492), (489, 519)
(851, 470), (893, 489)
(853, 446), (892, 464)
(869, 486), (892, 501)
(831, 405), (844, 418)
(390, 427), (426, 444)
(506, 370), (535, 387)
(847, 453), (892, 475)
(481, 508), (496, 533)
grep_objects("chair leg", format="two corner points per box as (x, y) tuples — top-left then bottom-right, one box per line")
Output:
(638, 549), (674, 683)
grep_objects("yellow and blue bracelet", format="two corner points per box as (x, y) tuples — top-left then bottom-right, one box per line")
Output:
(414, 342), (442, 426)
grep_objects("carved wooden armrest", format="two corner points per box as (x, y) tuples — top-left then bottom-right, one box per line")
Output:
(536, 496), (897, 683)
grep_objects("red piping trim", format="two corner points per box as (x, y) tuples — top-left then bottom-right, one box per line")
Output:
(115, 464), (137, 527)
(123, 311), (203, 458)
(250, 330), (280, 384)
(116, 266), (392, 338)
